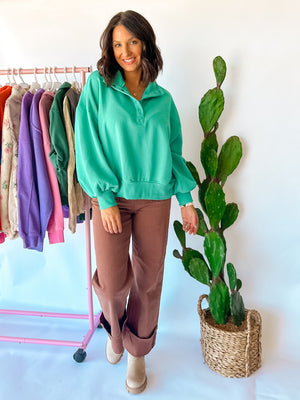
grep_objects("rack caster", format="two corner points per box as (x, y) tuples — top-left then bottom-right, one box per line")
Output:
(73, 348), (87, 363)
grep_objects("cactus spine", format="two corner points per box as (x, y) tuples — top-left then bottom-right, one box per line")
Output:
(173, 56), (245, 326)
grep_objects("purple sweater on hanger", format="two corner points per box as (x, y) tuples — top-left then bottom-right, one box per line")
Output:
(17, 89), (53, 251)
(18, 91), (39, 250)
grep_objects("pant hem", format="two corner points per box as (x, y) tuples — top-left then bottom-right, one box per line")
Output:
(100, 312), (125, 355)
(122, 321), (158, 357)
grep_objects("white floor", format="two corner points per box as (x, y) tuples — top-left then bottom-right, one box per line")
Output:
(0, 227), (299, 399)
(0, 305), (299, 400)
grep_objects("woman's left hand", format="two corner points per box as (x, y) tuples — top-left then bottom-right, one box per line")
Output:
(181, 205), (199, 235)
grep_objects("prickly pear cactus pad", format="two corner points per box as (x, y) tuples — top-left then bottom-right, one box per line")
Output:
(173, 56), (245, 326)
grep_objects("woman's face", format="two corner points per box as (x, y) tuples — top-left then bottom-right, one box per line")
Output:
(112, 25), (143, 75)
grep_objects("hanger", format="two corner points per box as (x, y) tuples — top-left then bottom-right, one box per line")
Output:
(18, 68), (30, 89)
(42, 66), (52, 90)
(47, 66), (53, 90)
(64, 66), (69, 83)
(72, 66), (81, 92)
(5, 69), (14, 86)
(5, 69), (12, 86)
(50, 66), (62, 92)
(29, 67), (41, 93)
(11, 68), (17, 86)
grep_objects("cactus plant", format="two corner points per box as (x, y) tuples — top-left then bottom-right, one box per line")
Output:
(173, 56), (245, 326)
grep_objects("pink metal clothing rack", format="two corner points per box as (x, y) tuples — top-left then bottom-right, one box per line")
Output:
(0, 66), (100, 362)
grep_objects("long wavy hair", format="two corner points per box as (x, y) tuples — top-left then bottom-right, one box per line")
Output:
(97, 10), (163, 85)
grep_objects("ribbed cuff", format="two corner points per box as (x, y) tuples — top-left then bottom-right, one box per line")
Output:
(48, 229), (64, 244)
(97, 191), (117, 210)
(22, 234), (43, 252)
(176, 192), (193, 206)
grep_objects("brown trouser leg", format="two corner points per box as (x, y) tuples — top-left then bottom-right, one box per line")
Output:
(91, 197), (171, 357)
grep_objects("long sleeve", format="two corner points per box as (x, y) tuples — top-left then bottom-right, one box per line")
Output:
(31, 89), (53, 248)
(0, 85), (26, 239)
(74, 75), (120, 210)
(9, 87), (26, 238)
(169, 99), (196, 205)
(0, 85), (12, 243)
(49, 82), (71, 205)
(63, 88), (84, 233)
(1, 100), (14, 237)
(17, 91), (42, 250)
(39, 91), (64, 244)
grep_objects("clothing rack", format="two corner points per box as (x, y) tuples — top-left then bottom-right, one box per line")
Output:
(0, 66), (100, 362)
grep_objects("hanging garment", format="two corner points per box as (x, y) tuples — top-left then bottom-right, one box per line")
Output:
(17, 89), (53, 251)
(0, 86), (13, 158)
(0, 85), (26, 239)
(63, 83), (84, 233)
(0, 85), (12, 243)
(30, 88), (53, 247)
(49, 82), (71, 206)
(17, 91), (40, 249)
(39, 91), (64, 244)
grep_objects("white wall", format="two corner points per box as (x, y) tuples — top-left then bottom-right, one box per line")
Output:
(1, 0), (299, 366)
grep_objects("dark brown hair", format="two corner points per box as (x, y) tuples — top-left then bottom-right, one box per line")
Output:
(97, 10), (163, 85)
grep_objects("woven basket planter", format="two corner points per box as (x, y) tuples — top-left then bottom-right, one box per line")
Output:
(198, 294), (262, 378)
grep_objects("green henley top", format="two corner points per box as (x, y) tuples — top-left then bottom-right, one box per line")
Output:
(74, 70), (196, 210)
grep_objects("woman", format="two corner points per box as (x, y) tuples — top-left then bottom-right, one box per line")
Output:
(75, 10), (198, 394)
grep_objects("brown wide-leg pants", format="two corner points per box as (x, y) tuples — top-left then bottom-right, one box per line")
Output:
(91, 197), (171, 357)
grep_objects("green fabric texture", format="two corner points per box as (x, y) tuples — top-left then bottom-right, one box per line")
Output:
(75, 71), (196, 210)
(49, 82), (71, 205)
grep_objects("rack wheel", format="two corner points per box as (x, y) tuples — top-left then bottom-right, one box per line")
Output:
(73, 348), (87, 363)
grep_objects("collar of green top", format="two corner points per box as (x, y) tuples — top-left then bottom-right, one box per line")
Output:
(111, 70), (164, 100)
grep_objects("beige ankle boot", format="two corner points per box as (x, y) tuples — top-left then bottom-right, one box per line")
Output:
(126, 353), (147, 394)
(105, 337), (123, 364)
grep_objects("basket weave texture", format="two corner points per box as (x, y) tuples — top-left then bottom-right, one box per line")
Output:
(198, 294), (262, 378)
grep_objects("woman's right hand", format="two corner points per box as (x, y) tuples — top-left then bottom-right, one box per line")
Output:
(100, 205), (122, 234)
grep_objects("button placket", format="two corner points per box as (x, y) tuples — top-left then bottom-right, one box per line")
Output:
(112, 85), (145, 124)
(135, 100), (144, 125)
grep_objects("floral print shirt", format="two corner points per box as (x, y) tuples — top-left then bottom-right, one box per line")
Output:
(0, 85), (26, 238)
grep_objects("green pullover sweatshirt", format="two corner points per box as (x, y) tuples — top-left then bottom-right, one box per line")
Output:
(74, 70), (196, 210)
